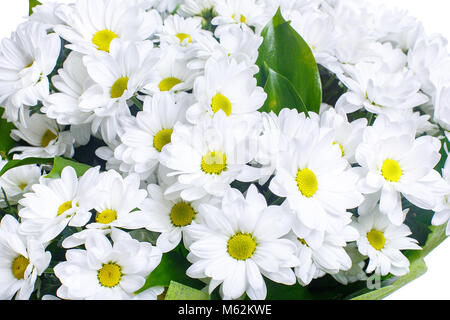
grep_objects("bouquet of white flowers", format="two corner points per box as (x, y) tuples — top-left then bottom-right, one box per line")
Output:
(0, 0), (449, 301)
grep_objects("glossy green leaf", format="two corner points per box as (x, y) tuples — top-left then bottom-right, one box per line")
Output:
(165, 281), (210, 300)
(45, 156), (91, 179)
(0, 157), (53, 176)
(29, 0), (42, 16)
(136, 247), (204, 294)
(256, 8), (322, 114)
(260, 63), (309, 116)
(0, 108), (16, 159)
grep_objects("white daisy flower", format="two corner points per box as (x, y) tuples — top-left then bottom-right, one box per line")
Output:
(355, 115), (448, 225)
(86, 170), (149, 231)
(0, 21), (60, 122)
(0, 162), (42, 207)
(9, 112), (75, 160)
(239, 109), (320, 184)
(211, 0), (268, 37)
(335, 62), (429, 119)
(159, 112), (259, 201)
(353, 206), (421, 277)
(286, 205), (359, 286)
(42, 52), (94, 129)
(54, 230), (162, 300)
(143, 46), (200, 95)
(320, 108), (367, 164)
(114, 92), (191, 181)
(186, 56), (266, 124)
(138, 184), (220, 253)
(0, 215), (51, 300)
(185, 185), (299, 300)
(269, 121), (363, 233)
(28, 2), (68, 28)
(18, 166), (101, 243)
(159, 15), (208, 48)
(54, 0), (161, 55)
(80, 40), (159, 142)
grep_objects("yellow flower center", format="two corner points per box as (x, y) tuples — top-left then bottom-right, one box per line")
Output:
(57, 201), (73, 216)
(381, 159), (402, 182)
(41, 130), (57, 148)
(367, 229), (386, 250)
(211, 93), (232, 116)
(92, 29), (119, 52)
(110, 77), (129, 99)
(96, 209), (118, 224)
(176, 33), (192, 44)
(158, 77), (182, 92)
(227, 233), (257, 260)
(18, 183), (27, 191)
(201, 151), (227, 175)
(170, 202), (196, 227)
(297, 238), (308, 246)
(232, 14), (246, 23)
(296, 168), (318, 198)
(153, 129), (173, 152)
(333, 142), (345, 157)
(97, 263), (122, 288)
(12, 255), (29, 280)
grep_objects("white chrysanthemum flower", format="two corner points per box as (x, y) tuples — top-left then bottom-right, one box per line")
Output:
(0, 21), (60, 122)
(86, 170), (149, 231)
(152, 0), (183, 13)
(336, 62), (429, 118)
(159, 112), (259, 201)
(138, 184), (220, 253)
(0, 162), (41, 207)
(185, 185), (299, 300)
(80, 40), (159, 142)
(159, 15), (208, 48)
(18, 166), (101, 243)
(114, 93), (191, 181)
(432, 155), (450, 235)
(43, 52), (94, 129)
(353, 206), (421, 277)
(0, 215), (51, 300)
(186, 56), (266, 124)
(54, 0), (161, 55)
(320, 108), (367, 164)
(239, 109), (320, 184)
(407, 34), (450, 96)
(269, 121), (363, 232)
(289, 9), (337, 66)
(211, 0), (268, 36)
(143, 46), (200, 95)
(54, 230), (162, 300)
(9, 113), (75, 160)
(355, 115), (448, 225)
(434, 84), (450, 131)
(287, 218), (359, 286)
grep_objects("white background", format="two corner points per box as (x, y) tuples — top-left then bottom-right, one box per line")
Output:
(0, 0), (450, 300)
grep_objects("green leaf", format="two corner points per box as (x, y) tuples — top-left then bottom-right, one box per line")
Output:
(256, 7), (322, 114)
(29, 0), (42, 16)
(0, 108), (16, 159)
(165, 281), (210, 300)
(0, 157), (53, 176)
(45, 156), (92, 179)
(136, 247), (204, 294)
(260, 63), (309, 116)
(351, 258), (427, 300)
(265, 280), (314, 300)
